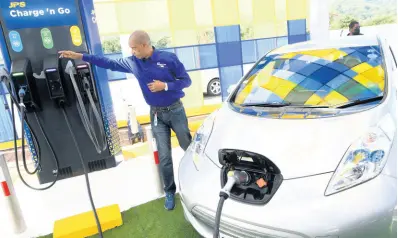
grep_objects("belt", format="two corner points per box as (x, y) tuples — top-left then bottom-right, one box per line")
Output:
(151, 100), (182, 112)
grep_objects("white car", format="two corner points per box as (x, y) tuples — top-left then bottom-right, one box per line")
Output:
(178, 35), (397, 238)
(201, 68), (221, 96)
(201, 65), (256, 97)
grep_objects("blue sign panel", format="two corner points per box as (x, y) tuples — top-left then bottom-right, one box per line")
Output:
(0, 0), (78, 29)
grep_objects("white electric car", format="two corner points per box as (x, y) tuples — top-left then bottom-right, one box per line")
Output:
(178, 35), (397, 238)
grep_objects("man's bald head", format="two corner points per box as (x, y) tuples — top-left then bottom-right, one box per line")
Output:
(129, 30), (151, 45)
(128, 30), (153, 59)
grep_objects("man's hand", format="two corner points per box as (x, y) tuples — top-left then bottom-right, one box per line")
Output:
(58, 50), (83, 60)
(148, 80), (166, 92)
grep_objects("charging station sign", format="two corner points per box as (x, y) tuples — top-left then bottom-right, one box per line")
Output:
(0, 0), (79, 29)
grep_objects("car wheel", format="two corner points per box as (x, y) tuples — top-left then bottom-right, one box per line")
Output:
(207, 78), (221, 96)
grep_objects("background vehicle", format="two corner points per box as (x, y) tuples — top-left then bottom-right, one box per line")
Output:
(201, 68), (221, 96)
(178, 35), (397, 238)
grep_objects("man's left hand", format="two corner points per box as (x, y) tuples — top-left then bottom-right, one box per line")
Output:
(148, 80), (166, 92)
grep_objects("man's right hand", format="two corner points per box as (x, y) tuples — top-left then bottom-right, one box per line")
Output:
(58, 50), (83, 60)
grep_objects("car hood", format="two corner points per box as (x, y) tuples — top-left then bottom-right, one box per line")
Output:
(205, 104), (384, 179)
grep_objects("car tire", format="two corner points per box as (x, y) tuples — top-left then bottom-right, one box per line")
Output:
(207, 78), (221, 96)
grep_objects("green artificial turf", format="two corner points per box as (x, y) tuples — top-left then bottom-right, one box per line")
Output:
(35, 194), (398, 238)
(39, 195), (202, 238)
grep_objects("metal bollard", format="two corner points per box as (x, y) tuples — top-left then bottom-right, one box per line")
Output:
(0, 153), (27, 234)
(145, 126), (164, 196)
(127, 105), (143, 144)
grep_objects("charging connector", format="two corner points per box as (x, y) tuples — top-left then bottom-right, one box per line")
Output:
(65, 61), (106, 154)
(213, 170), (250, 238)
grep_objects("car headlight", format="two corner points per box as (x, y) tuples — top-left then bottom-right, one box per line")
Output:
(191, 111), (217, 170)
(325, 115), (395, 196)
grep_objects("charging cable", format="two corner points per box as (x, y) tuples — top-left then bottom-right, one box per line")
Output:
(65, 61), (107, 154)
(0, 69), (60, 191)
(81, 74), (107, 152)
(213, 170), (250, 238)
(60, 103), (103, 238)
(64, 61), (104, 238)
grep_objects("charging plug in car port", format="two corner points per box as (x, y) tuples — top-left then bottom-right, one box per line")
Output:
(219, 149), (283, 205)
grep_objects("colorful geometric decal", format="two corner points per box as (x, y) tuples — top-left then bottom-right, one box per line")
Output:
(234, 46), (385, 107)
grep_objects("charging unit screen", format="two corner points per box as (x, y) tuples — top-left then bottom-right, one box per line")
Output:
(46, 70), (64, 98)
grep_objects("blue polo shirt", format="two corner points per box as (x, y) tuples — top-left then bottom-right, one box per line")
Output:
(82, 48), (192, 107)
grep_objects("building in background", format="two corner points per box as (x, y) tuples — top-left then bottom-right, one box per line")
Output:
(92, 0), (311, 117)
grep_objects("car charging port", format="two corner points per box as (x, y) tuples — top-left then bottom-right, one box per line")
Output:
(219, 149), (283, 205)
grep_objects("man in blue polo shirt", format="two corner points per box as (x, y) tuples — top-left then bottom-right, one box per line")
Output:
(59, 30), (192, 211)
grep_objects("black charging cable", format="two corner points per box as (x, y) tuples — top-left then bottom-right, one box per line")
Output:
(1, 70), (60, 190)
(214, 191), (229, 238)
(8, 84), (60, 191)
(59, 102), (103, 238)
(18, 88), (38, 175)
(63, 61), (106, 237)
(3, 67), (103, 236)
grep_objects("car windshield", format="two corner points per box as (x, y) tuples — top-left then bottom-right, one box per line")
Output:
(231, 45), (385, 108)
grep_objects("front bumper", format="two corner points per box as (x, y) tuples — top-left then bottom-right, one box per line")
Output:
(178, 150), (397, 238)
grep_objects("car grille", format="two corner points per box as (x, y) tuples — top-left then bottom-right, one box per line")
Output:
(191, 205), (305, 238)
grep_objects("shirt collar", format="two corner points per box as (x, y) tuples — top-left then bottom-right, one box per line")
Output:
(141, 46), (158, 62)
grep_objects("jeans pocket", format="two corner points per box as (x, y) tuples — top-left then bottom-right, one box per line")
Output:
(171, 106), (183, 114)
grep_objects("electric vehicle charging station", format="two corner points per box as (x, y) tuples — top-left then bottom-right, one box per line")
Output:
(0, 0), (121, 184)
(0, 0), (122, 236)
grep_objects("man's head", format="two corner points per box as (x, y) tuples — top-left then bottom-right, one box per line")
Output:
(349, 20), (361, 35)
(128, 30), (153, 59)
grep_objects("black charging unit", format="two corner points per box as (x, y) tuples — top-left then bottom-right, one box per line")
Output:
(10, 58), (41, 112)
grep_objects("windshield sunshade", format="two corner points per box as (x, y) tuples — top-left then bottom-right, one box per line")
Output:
(233, 46), (385, 108)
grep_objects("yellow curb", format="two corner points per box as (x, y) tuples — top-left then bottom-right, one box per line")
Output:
(0, 139), (21, 151)
(53, 204), (122, 238)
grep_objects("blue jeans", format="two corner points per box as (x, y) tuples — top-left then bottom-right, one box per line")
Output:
(150, 100), (192, 194)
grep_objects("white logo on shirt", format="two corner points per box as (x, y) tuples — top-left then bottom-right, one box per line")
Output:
(157, 62), (166, 68)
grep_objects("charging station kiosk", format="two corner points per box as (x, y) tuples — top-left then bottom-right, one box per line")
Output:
(0, 0), (121, 184)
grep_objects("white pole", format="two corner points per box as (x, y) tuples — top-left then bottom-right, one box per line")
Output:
(0, 153), (26, 234)
(128, 105), (139, 135)
(309, 0), (330, 41)
(145, 126), (164, 197)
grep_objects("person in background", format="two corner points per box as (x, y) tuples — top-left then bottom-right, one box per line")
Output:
(347, 20), (363, 36)
(59, 30), (193, 211)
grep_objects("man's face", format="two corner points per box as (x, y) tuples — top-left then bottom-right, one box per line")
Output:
(129, 40), (146, 59)
(351, 23), (361, 35)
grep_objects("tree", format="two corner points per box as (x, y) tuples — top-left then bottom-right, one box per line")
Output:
(364, 15), (396, 26)
(152, 36), (171, 49)
(338, 15), (356, 29)
(197, 30), (215, 44)
(102, 37), (122, 54)
(240, 26), (253, 40)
